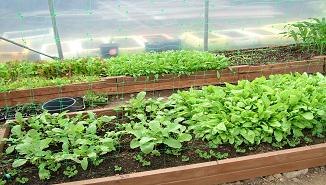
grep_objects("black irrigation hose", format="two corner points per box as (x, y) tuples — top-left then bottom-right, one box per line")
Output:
(0, 36), (59, 60)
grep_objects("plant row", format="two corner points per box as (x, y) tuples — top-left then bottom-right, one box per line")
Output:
(283, 17), (326, 55)
(1, 73), (325, 184)
(0, 51), (229, 92)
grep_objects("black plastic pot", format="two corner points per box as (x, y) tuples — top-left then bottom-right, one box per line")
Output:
(72, 97), (86, 111)
(42, 97), (77, 114)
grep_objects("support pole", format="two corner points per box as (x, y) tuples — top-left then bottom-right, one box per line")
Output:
(204, 0), (209, 51)
(0, 36), (59, 60)
(48, 0), (63, 59)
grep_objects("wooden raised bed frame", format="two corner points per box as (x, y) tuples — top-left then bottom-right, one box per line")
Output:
(0, 56), (325, 107)
(0, 125), (325, 185)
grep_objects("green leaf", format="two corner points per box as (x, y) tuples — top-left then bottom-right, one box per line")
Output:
(130, 139), (140, 149)
(139, 137), (153, 145)
(216, 122), (226, 131)
(140, 142), (154, 154)
(293, 128), (304, 138)
(174, 117), (185, 124)
(11, 125), (22, 137)
(15, 112), (24, 123)
(86, 122), (97, 134)
(12, 159), (27, 168)
(101, 116), (116, 122)
(178, 133), (192, 142)
(81, 158), (88, 170)
(270, 121), (281, 128)
(302, 112), (314, 120)
(241, 130), (255, 144)
(136, 92), (146, 100)
(274, 130), (283, 142)
(5, 145), (15, 154)
(164, 138), (182, 148)
(38, 163), (50, 180)
(316, 110), (325, 116)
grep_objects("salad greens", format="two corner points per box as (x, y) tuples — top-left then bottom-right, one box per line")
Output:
(0, 51), (229, 92)
(4, 112), (118, 180)
(122, 73), (326, 150)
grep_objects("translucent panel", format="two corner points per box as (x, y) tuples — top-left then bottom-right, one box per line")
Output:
(0, 0), (55, 61)
(207, 0), (326, 50)
(0, 0), (325, 61)
(53, 0), (204, 58)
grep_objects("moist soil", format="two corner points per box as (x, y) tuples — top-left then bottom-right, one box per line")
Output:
(214, 45), (320, 66)
(1, 130), (325, 185)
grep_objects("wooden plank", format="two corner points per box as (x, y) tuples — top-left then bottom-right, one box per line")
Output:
(57, 143), (326, 185)
(0, 124), (10, 152)
(167, 156), (326, 185)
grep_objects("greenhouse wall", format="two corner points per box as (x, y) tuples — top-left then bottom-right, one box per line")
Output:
(0, 0), (325, 61)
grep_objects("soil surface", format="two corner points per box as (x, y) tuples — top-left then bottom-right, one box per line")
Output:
(215, 45), (320, 66)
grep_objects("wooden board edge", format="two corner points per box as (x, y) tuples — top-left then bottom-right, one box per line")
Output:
(56, 143), (326, 185)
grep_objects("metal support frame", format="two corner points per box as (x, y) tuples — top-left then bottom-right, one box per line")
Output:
(0, 36), (59, 60)
(48, 0), (64, 59)
(204, 0), (209, 51)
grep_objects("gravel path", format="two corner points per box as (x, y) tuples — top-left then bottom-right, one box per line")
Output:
(222, 166), (326, 185)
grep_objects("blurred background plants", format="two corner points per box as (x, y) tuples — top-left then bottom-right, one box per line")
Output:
(283, 18), (326, 54)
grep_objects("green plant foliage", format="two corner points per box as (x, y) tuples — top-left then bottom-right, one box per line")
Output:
(123, 92), (192, 155)
(134, 154), (151, 166)
(0, 75), (99, 92)
(5, 111), (119, 180)
(1, 73), (325, 183)
(170, 73), (326, 149)
(83, 91), (109, 107)
(114, 165), (123, 172)
(0, 51), (229, 92)
(195, 149), (229, 160)
(63, 165), (78, 178)
(122, 92), (192, 154)
(123, 73), (325, 152)
(105, 50), (229, 78)
(15, 177), (29, 184)
(283, 18), (326, 54)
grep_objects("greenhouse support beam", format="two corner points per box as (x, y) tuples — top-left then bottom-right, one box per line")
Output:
(204, 0), (209, 51)
(48, 0), (64, 60)
(0, 36), (59, 60)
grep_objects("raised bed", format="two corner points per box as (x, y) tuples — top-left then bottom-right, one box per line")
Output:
(0, 124), (325, 185)
(57, 143), (326, 185)
(0, 56), (325, 107)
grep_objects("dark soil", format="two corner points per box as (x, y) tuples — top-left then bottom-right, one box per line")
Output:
(0, 103), (42, 121)
(1, 130), (325, 185)
(215, 45), (320, 66)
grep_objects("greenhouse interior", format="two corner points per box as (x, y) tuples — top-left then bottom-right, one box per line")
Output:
(0, 0), (325, 185)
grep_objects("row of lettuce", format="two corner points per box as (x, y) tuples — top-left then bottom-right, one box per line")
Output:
(0, 51), (229, 92)
(1, 73), (325, 183)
